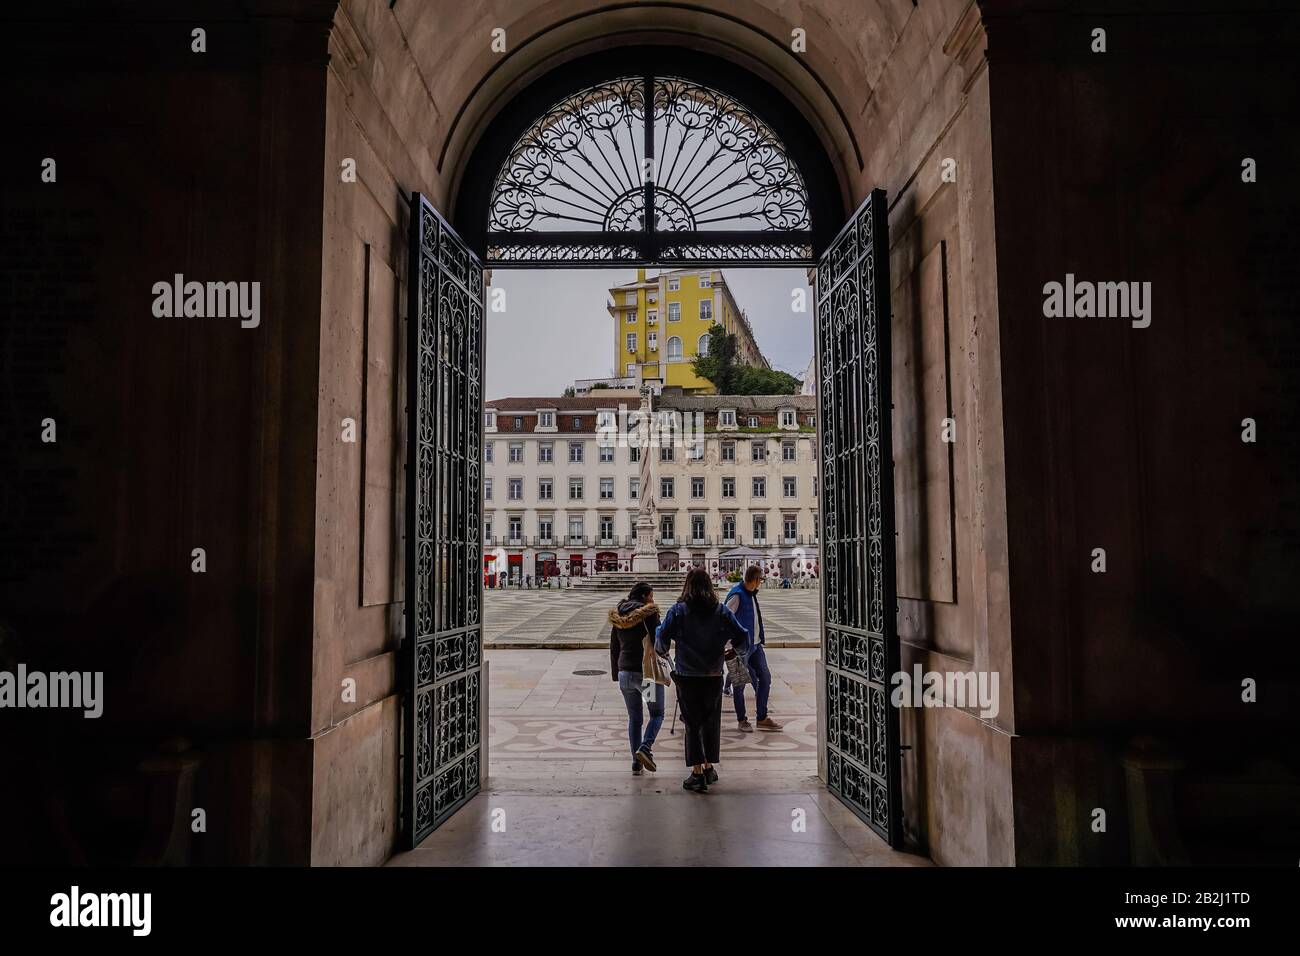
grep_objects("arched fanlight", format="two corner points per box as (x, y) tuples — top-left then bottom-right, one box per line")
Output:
(487, 75), (813, 266)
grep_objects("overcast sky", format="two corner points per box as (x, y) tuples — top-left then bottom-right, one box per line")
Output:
(485, 268), (814, 400)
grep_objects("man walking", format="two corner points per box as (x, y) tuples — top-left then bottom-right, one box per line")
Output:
(725, 565), (783, 732)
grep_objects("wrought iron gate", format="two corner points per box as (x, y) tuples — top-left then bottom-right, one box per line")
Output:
(402, 193), (485, 849)
(815, 189), (902, 847)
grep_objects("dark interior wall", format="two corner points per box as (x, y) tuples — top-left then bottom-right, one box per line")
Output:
(0, 3), (335, 864)
(982, 1), (1300, 862)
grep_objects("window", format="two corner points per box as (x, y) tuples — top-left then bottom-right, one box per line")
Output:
(626, 363), (636, 376)
(484, 441), (494, 463)
(722, 515), (736, 541)
(752, 477), (766, 498)
(783, 515), (797, 541)
(539, 442), (553, 463)
(667, 336), (682, 360)
(699, 300), (712, 321)
(539, 411), (554, 428)
(689, 440), (704, 460)
(660, 444), (674, 462)
(691, 476), (705, 498)
(568, 516), (584, 541)
(569, 441), (584, 463)
(659, 514), (675, 541)
(484, 518), (492, 542)
(721, 441), (735, 461)
(626, 332), (637, 352)
(668, 277), (680, 291)
(719, 410), (735, 428)
(721, 477), (735, 498)
(660, 477), (674, 499)
(648, 331), (658, 350)
(747, 416), (759, 428)
(751, 441), (765, 462)
(647, 310), (658, 325)
(782, 440), (796, 461)
(699, 275), (711, 288)
(698, 333), (709, 356)
(626, 310), (637, 323)
(783, 476), (797, 497)
(629, 445), (640, 463)
(509, 442), (522, 463)
(599, 515), (614, 541)
(508, 516), (522, 541)
(813, 475), (818, 497)
(572, 416), (582, 430)
(629, 477), (640, 500)
(538, 478), (553, 500)
(691, 515), (706, 541)
(508, 478), (522, 500)
(513, 416), (523, 429)
(485, 411), (496, 429)
(599, 443), (614, 463)
(484, 478), (493, 500)
(600, 477), (615, 500)
(781, 409), (795, 427)
(539, 517), (553, 541)
(597, 410), (615, 428)
(569, 477), (583, 499)
(668, 302), (681, 322)
(752, 515), (767, 542)
(808, 415), (816, 427)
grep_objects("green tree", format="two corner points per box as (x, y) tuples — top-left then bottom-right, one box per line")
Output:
(692, 322), (801, 395)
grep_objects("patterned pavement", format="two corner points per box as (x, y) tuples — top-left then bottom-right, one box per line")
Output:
(487, 647), (819, 785)
(483, 586), (822, 647)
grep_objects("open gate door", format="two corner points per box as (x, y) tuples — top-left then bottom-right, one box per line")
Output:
(402, 193), (485, 849)
(815, 189), (903, 847)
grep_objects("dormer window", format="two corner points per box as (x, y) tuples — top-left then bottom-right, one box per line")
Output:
(719, 409), (736, 428)
(780, 409), (796, 428)
(538, 411), (554, 428)
(485, 411), (497, 430)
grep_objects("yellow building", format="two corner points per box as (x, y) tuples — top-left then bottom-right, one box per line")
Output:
(607, 268), (768, 394)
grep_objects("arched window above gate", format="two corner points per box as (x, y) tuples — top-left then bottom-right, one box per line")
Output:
(486, 75), (814, 267)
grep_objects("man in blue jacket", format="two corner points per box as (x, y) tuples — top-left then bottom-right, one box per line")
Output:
(725, 566), (783, 732)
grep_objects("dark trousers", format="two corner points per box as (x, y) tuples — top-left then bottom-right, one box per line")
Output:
(671, 673), (723, 767)
(733, 644), (772, 722)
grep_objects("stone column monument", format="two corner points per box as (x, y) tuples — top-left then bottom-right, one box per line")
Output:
(631, 385), (659, 573)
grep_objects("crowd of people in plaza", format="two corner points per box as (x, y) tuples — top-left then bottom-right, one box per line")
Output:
(608, 565), (783, 793)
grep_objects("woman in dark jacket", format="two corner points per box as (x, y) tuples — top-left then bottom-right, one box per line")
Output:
(654, 568), (751, 792)
(608, 582), (664, 774)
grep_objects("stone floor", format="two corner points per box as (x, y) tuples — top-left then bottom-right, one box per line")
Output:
(482, 586), (822, 647)
(389, 647), (929, 867)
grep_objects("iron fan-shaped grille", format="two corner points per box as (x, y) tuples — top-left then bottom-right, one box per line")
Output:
(487, 75), (813, 266)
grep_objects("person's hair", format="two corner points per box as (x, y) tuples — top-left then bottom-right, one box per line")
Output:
(627, 581), (653, 603)
(679, 568), (717, 613)
(744, 564), (763, 584)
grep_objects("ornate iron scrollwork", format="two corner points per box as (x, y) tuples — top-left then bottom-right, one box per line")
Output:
(404, 194), (485, 848)
(486, 75), (813, 266)
(815, 189), (901, 848)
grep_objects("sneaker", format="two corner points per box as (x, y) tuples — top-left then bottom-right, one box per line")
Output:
(632, 761), (643, 776)
(682, 773), (709, 793)
(704, 766), (718, 785)
(737, 720), (754, 732)
(635, 747), (657, 773)
(756, 717), (784, 732)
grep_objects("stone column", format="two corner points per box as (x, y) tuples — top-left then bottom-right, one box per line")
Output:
(631, 385), (658, 572)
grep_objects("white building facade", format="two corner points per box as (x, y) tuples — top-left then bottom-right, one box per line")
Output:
(482, 391), (819, 582)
